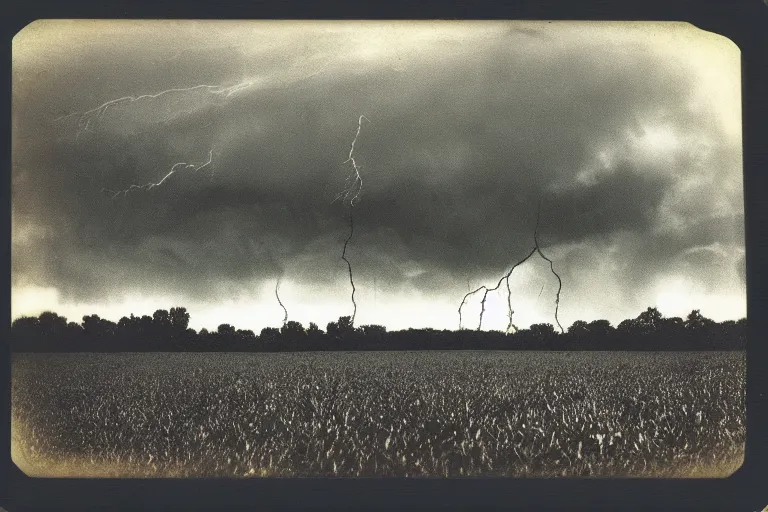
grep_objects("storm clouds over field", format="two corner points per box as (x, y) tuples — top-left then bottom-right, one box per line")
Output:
(12, 21), (744, 331)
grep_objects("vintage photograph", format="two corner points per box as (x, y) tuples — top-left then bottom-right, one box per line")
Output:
(11, 20), (745, 477)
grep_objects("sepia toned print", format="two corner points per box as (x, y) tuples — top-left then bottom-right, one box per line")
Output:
(11, 20), (745, 477)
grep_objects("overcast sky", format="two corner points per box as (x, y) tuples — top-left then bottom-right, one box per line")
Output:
(11, 20), (744, 332)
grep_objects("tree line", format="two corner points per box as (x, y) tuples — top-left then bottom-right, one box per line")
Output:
(10, 306), (745, 353)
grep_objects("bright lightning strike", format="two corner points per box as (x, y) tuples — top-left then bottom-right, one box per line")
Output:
(458, 246), (537, 332)
(334, 115), (369, 207)
(335, 115), (370, 327)
(505, 277), (518, 333)
(102, 150), (213, 199)
(458, 201), (564, 333)
(63, 81), (254, 136)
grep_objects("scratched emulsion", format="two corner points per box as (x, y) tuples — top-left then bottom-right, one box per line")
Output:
(12, 351), (744, 478)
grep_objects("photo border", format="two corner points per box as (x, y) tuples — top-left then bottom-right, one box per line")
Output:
(2, 0), (766, 510)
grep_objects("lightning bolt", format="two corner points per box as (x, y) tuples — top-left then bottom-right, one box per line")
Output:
(459, 246), (537, 332)
(58, 81), (253, 138)
(505, 277), (518, 333)
(533, 202), (564, 334)
(334, 115), (369, 207)
(335, 115), (369, 327)
(341, 212), (357, 325)
(275, 277), (288, 326)
(458, 200), (564, 333)
(101, 149), (213, 199)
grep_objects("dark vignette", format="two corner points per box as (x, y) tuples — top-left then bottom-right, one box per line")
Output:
(1, 0), (766, 510)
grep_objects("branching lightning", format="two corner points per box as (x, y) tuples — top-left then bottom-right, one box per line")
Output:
(335, 115), (370, 327)
(66, 82), (254, 136)
(56, 84), (242, 197)
(275, 277), (288, 326)
(334, 115), (369, 207)
(459, 246), (537, 332)
(102, 150), (213, 199)
(458, 200), (564, 333)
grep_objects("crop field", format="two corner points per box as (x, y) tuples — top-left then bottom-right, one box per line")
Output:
(11, 351), (745, 478)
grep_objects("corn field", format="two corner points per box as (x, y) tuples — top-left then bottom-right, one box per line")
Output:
(11, 351), (745, 478)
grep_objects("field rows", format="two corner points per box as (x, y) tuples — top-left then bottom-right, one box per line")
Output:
(11, 351), (745, 477)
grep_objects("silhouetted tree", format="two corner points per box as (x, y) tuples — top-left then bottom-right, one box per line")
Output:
(357, 324), (387, 348)
(170, 320), (197, 350)
(359, 324), (386, 335)
(580, 319), (613, 349)
(169, 307), (190, 331)
(636, 307), (663, 334)
(11, 316), (41, 351)
(217, 324), (235, 335)
(659, 316), (685, 348)
(735, 317), (747, 349)
(687, 310), (721, 349)
(530, 323), (556, 348)
(9, 304), (747, 353)
(306, 322), (325, 347)
(685, 309), (714, 331)
(587, 319), (613, 336)
(153, 309), (170, 325)
(235, 329), (257, 351)
(137, 315), (154, 343)
(214, 324), (236, 351)
(11, 316), (39, 330)
(37, 311), (68, 338)
(81, 314), (117, 348)
(260, 327), (281, 350)
(280, 321), (306, 350)
(568, 320), (590, 335)
(566, 320), (590, 349)
(617, 318), (638, 334)
(197, 328), (212, 351)
(67, 322), (84, 337)
(116, 315), (136, 350)
(281, 321), (304, 334)
(327, 316), (355, 339)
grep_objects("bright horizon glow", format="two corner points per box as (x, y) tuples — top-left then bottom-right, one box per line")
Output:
(11, 272), (745, 333)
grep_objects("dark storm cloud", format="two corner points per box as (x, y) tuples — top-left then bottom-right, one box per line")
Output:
(12, 21), (742, 311)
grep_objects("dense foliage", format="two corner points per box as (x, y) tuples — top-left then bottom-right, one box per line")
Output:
(11, 307), (745, 352)
(12, 352), (745, 477)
